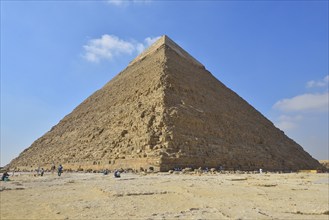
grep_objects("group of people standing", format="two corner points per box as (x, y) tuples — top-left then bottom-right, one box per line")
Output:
(36, 164), (63, 177)
(2, 165), (124, 181)
(51, 164), (63, 176)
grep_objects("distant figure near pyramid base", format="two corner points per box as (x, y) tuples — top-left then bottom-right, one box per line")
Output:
(7, 35), (322, 172)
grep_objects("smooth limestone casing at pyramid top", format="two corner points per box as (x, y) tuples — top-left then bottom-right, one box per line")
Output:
(8, 35), (322, 172)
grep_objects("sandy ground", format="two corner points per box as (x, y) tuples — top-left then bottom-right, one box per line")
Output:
(0, 172), (328, 220)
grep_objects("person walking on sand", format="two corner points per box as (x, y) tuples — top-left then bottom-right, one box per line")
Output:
(40, 168), (44, 176)
(58, 164), (63, 176)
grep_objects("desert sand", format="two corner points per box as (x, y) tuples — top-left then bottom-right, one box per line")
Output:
(1, 171), (328, 220)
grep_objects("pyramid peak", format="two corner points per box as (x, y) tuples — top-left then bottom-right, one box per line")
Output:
(128, 35), (204, 68)
(158, 35), (175, 45)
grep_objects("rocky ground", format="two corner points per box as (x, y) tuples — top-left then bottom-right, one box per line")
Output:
(1, 172), (328, 219)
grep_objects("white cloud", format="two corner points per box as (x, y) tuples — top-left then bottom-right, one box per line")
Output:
(273, 92), (329, 112)
(107, 0), (125, 6)
(135, 43), (145, 54)
(135, 36), (161, 54)
(272, 77), (329, 160)
(306, 75), (329, 88)
(145, 36), (161, 46)
(83, 35), (134, 63)
(274, 115), (303, 131)
(107, 0), (151, 7)
(83, 34), (161, 63)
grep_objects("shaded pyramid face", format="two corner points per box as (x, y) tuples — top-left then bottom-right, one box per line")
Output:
(9, 35), (321, 172)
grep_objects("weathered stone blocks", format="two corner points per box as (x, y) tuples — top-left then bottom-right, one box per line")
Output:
(7, 35), (321, 172)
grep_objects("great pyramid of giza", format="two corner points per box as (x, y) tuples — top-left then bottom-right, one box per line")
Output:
(8, 35), (321, 172)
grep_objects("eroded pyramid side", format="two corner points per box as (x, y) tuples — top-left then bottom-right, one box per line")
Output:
(158, 43), (321, 171)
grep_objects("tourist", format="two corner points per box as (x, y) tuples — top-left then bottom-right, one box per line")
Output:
(114, 170), (121, 178)
(58, 164), (63, 176)
(1, 171), (10, 181)
(51, 164), (56, 174)
(40, 168), (44, 176)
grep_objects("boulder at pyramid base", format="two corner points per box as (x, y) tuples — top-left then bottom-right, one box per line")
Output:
(8, 35), (322, 172)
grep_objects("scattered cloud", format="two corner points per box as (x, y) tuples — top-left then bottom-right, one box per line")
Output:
(274, 115), (303, 131)
(83, 34), (160, 63)
(107, 0), (125, 6)
(306, 75), (329, 88)
(107, 0), (151, 7)
(83, 35), (134, 63)
(145, 36), (161, 46)
(135, 36), (161, 54)
(272, 75), (329, 133)
(273, 92), (328, 112)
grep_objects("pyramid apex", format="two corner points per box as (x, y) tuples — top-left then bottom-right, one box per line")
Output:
(150, 35), (176, 48)
(161, 34), (172, 42)
(128, 35), (204, 68)
(156, 34), (170, 41)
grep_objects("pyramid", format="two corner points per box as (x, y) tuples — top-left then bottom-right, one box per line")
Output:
(8, 35), (321, 172)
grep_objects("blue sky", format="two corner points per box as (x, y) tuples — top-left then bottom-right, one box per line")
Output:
(1, 0), (328, 166)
